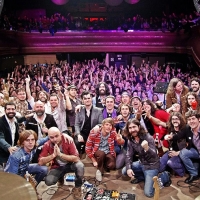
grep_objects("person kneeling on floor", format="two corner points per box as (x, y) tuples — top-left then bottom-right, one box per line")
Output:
(122, 118), (171, 198)
(38, 127), (84, 200)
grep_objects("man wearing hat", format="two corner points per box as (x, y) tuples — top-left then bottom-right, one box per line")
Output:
(66, 85), (82, 135)
(121, 91), (131, 105)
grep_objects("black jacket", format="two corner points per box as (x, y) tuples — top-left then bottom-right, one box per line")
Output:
(26, 113), (57, 136)
(0, 115), (19, 164)
(173, 125), (199, 151)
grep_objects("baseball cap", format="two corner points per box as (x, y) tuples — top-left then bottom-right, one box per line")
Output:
(67, 85), (77, 90)
(121, 91), (131, 97)
(131, 96), (141, 102)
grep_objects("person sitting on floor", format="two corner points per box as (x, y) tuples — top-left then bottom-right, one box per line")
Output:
(4, 130), (48, 184)
(122, 118), (171, 198)
(160, 112), (187, 177)
(85, 118), (124, 179)
(167, 110), (200, 184)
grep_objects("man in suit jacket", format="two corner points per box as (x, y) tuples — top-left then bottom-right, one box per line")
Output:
(75, 91), (103, 154)
(0, 102), (19, 168)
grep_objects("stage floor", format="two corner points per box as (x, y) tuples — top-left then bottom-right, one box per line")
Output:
(36, 155), (200, 200)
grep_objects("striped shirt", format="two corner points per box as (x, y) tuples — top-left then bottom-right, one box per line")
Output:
(86, 129), (124, 159)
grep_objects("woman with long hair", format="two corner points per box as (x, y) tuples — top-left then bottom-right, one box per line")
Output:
(166, 78), (189, 115)
(160, 112), (187, 177)
(142, 99), (170, 149)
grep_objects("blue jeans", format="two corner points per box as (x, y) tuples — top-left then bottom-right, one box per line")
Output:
(116, 149), (126, 169)
(160, 152), (185, 176)
(122, 161), (170, 198)
(179, 148), (199, 176)
(45, 161), (84, 187)
(28, 163), (48, 184)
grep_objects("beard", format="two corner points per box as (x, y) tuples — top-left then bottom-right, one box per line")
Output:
(6, 112), (16, 119)
(193, 87), (199, 92)
(35, 110), (45, 116)
(130, 131), (138, 137)
(99, 89), (105, 95)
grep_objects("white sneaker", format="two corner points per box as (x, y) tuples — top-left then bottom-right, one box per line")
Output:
(95, 169), (102, 182)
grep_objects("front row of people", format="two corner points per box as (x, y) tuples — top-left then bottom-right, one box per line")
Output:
(2, 110), (200, 198)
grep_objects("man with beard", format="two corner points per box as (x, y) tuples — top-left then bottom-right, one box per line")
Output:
(160, 112), (187, 177)
(167, 110), (200, 183)
(92, 82), (110, 109)
(26, 101), (57, 139)
(26, 100), (58, 162)
(75, 91), (103, 155)
(0, 102), (19, 169)
(66, 85), (82, 134)
(122, 118), (171, 198)
(190, 77), (200, 98)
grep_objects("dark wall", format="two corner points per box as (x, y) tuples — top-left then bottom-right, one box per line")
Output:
(0, 55), (24, 77)
(3, 0), (195, 18)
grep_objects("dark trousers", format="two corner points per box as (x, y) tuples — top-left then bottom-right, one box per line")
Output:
(74, 134), (88, 154)
(94, 150), (116, 173)
(45, 161), (84, 187)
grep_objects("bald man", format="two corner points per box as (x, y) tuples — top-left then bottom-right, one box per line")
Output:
(38, 127), (84, 200)
(26, 101), (58, 139)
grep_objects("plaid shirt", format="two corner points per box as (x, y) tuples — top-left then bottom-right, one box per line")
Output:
(86, 129), (124, 159)
(14, 98), (28, 117)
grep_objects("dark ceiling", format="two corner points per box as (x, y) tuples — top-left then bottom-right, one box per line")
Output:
(3, 0), (195, 17)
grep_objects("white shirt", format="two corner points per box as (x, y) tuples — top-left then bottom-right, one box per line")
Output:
(5, 115), (17, 146)
(33, 113), (47, 139)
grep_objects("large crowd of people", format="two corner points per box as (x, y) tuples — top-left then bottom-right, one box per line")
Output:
(1, 10), (200, 32)
(0, 58), (200, 199)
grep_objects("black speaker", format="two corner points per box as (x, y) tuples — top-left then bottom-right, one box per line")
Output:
(154, 82), (169, 94)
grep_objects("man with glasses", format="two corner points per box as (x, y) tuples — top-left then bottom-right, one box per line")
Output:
(167, 110), (200, 183)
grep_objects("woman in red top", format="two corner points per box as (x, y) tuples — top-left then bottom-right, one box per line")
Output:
(142, 100), (170, 148)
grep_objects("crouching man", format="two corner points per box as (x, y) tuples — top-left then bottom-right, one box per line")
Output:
(4, 130), (48, 184)
(38, 127), (84, 200)
(86, 118), (124, 179)
(122, 119), (171, 198)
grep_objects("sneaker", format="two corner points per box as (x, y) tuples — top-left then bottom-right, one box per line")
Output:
(163, 172), (172, 187)
(96, 169), (102, 182)
(72, 187), (82, 199)
(130, 178), (143, 184)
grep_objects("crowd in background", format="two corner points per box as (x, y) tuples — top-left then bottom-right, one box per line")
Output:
(0, 10), (200, 32)
(0, 57), (200, 198)
(0, 59), (199, 105)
